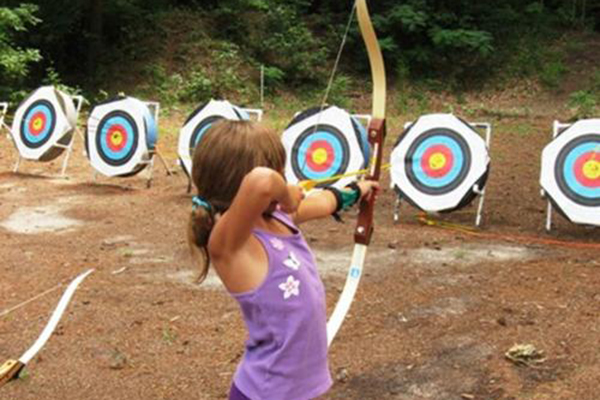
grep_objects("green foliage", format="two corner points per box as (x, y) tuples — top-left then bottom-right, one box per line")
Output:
(44, 65), (82, 97)
(263, 66), (286, 91)
(1, 1), (597, 99)
(539, 59), (568, 89)
(568, 90), (598, 118)
(0, 4), (41, 96)
(327, 74), (353, 109)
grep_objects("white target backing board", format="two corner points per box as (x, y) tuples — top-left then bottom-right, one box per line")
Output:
(10, 86), (78, 162)
(178, 100), (253, 176)
(541, 119), (600, 229)
(86, 97), (158, 177)
(391, 114), (491, 223)
(282, 106), (370, 189)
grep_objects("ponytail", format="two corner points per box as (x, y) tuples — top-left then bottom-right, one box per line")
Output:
(187, 201), (216, 283)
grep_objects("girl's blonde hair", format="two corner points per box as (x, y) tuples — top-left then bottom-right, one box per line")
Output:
(188, 120), (286, 282)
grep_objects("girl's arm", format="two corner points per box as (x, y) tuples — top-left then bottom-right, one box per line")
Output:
(293, 181), (380, 224)
(208, 167), (302, 259)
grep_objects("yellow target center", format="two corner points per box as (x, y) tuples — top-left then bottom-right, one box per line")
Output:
(312, 148), (328, 165)
(583, 159), (600, 180)
(33, 118), (43, 130)
(429, 153), (447, 171)
(111, 131), (123, 146)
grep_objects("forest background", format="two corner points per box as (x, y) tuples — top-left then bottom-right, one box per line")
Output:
(1, 0), (600, 116)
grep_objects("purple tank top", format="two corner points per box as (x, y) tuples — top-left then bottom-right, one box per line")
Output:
(230, 211), (332, 400)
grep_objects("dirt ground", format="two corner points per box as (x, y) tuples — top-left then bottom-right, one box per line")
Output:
(1, 65), (599, 400)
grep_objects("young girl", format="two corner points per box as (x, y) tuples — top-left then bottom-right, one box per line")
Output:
(188, 120), (379, 400)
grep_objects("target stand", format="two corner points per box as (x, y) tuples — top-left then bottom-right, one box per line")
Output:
(541, 119), (600, 231)
(86, 97), (165, 188)
(391, 114), (492, 227)
(178, 100), (263, 191)
(282, 106), (371, 190)
(5, 86), (84, 178)
(0, 102), (8, 140)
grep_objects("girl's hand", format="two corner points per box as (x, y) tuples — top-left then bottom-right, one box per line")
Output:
(279, 184), (304, 213)
(356, 180), (380, 200)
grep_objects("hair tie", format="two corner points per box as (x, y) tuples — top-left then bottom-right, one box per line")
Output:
(192, 196), (213, 213)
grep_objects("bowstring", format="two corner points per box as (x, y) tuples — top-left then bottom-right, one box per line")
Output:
(299, 1), (358, 183)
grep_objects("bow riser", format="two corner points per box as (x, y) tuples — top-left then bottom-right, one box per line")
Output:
(355, 118), (386, 245)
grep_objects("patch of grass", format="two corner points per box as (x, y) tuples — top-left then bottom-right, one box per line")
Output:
(512, 123), (534, 138)
(453, 249), (467, 260)
(162, 326), (177, 345)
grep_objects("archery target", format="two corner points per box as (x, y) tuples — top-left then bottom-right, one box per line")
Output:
(391, 114), (490, 212)
(11, 86), (77, 161)
(541, 119), (600, 226)
(86, 97), (157, 177)
(282, 106), (370, 189)
(178, 100), (250, 176)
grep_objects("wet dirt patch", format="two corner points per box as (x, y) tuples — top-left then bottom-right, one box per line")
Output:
(408, 244), (538, 268)
(341, 338), (498, 400)
(0, 204), (82, 234)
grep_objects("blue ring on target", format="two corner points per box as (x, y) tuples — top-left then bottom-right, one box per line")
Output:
(405, 129), (471, 195)
(555, 134), (600, 207)
(95, 111), (139, 166)
(412, 136), (465, 188)
(291, 125), (350, 186)
(20, 100), (57, 149)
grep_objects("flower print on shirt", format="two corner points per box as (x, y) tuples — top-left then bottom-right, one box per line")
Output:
(283, 251), (301, 271)
(279, 275), (300, 299)
(270, 238), (285, 251)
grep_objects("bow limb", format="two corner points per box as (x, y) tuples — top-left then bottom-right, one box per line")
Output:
(0, 269), (94, 386)
(326, 0), (387, 347)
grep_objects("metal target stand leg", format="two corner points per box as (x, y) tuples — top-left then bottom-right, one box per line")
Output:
(393, 196), (402, 223)
(0, 103), (8, 137)
(143, 101), (173, 188)
(58, 95), (85, 178)
(471, 122), (493, 227)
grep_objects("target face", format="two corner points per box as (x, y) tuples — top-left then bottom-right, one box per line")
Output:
(10, 86), (77, 161)
(291, 125), (350, 185)
(390, 114), (490, 213)
(282, 106), (370, 190)
(95, 111), (139, 166)
(20, 100), (57, 149)
(86, 97), (157, 177)
(406, 129), (471, 195)
(554, 134), (600, 207)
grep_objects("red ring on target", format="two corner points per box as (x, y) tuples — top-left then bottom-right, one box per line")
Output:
(306, 140), (335, 172)
(29, 112), (47, 136)
(574, 152), (599, 188)
(106, 125), (128, 152)
(421, 144), (454, 178)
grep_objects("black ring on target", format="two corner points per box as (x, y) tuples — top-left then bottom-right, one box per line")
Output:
(189, 116), (224, 157)
(554, 134), (600, 207)
(20, 99), (57, 149)
(291, 124), (350, 187)
(405, 128), (472, 195)
(95, 110), (139, 166)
